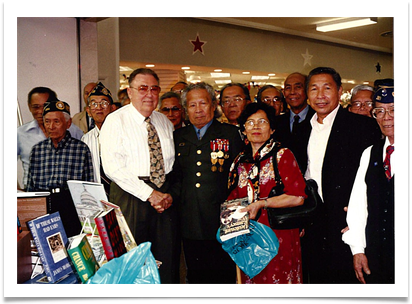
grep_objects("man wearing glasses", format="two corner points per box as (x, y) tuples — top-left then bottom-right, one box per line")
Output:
(257, 85), (285, 116)
(81, 82), (116, 194)
(343, 86), (395, 284)
(347, 84), (374, 117)
(100, 68), (180, 283)
(219, 83), (251, 126)
(159, 91), (186, 129)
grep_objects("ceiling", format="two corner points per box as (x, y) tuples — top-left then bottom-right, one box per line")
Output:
(118, 17), (393, 93)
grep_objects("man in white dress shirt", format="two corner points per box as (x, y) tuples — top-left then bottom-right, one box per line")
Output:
(81, 82), (116, 193)
(100, 68), (180, 284)
(342, 86), (394, 284)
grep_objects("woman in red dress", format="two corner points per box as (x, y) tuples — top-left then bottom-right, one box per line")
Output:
(227, 102), (307, 284)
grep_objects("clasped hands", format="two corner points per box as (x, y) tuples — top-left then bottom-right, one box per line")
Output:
(148, 189), (172, 213)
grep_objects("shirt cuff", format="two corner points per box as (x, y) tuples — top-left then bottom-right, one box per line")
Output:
(350, 245), (365, 256)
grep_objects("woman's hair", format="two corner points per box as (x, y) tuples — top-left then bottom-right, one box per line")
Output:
(237, 102), (277, 132)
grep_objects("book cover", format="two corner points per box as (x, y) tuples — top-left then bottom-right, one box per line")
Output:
(100, 200), (137, 252)
(27, 212), (74, 283)
(24, 272), (80, 284)
(94, 208), (127, 261)
(17, 192), (49, 231)
(219, 198), (250, 242)
(67, 234), (100, 283)
(67, 180), (106, 234)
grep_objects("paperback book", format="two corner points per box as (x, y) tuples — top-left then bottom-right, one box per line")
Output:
(67, 180), (106, 234)
(27, 212), (73, 283)
(219, 198), (250, 242)
(67, 234), (100, 283)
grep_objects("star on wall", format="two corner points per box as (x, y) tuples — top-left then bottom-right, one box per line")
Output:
(301, 48), (313, 67)
(375, 62), (381, 73)
(190, 33), (207, 55)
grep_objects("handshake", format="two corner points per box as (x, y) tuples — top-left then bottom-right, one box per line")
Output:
(148, 189), (173, 213)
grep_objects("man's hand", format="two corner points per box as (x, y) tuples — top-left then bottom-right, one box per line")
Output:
(353, 253), (371, 284)
(147, 190), (173, 213)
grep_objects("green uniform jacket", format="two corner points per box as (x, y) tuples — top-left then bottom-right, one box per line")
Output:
(170, 119), (244, 240)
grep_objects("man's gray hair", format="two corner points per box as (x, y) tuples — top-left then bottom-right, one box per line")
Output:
(181, 82), (217, 109)
(351, 85), (375, 102)
(63, 112), (71, 123)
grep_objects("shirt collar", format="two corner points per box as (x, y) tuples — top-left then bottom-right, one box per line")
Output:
(193, 119), (214, 139)
(310, 104), (340, 128)
(289, 104), (309, 123)
(47, 131), (72, 151)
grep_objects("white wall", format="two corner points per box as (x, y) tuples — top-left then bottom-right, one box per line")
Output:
(17, 17), (80, 125)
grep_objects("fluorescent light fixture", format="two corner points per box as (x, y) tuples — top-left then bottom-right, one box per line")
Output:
(363, 81), (370, 85)
(214, 69), (222, 72)
(211, 72), (231, 78)
(268, 73), (276, 77)
(119, 66), (134, 72)
(316, 17), (377, 32)
(181, 67), (191, 70)
(242, 71), (250, 75)
(215, 80), (232, 84)
(251, 76), (269, 80)
(146, 64), (155, 67)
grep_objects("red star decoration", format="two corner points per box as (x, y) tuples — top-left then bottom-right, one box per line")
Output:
(190, 33), (206, 55)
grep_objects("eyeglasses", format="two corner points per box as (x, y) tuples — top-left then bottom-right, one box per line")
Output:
(262, 97), (282, 105)
(130, 85), (161, 95)
(89, 100), (110, 109)
(351, 101), (373, 109)
(244, 118), (270, 129)
(222, 97), (245, 106)
(160, 106), (182, 114)
(372, 107), (394, 119)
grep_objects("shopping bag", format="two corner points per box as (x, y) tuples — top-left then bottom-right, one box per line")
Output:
(87, 242), (160, 284)
(217, 220), (279, 279)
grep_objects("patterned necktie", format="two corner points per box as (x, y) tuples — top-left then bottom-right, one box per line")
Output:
(89, 118), (95, 131)
(292, 114), (300, 135)
(383, 145), (394, 180)
(145, 117), (165, 188)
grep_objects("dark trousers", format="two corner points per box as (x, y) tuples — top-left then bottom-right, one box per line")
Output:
(110, 182), (181, 284)
(182, 238), (236, 284)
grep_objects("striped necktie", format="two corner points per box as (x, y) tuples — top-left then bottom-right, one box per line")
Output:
(383, 145), (394, 180)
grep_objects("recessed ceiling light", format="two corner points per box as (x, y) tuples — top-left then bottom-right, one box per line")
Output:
(251, 76), (269, 80)
(363, 81), (370, 85)
(215, 80), (232, 84)
(146, 64), (155, 67)
(242, 72), (250, 75)
(181, 67), (191, 70)
(268, 73), (276, 76)
(211, 73), (231, 78)
(214, 69), (222, 72)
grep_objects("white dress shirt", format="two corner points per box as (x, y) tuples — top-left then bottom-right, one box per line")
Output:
(342, 137), (395, 255)
(99, 104), (175, 201)
(81, 127), (101, 183)
(305, 105), (340, 200)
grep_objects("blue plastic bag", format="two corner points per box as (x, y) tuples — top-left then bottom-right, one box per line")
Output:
(217, 220), (279, 279)
(87, 242), (160, 284)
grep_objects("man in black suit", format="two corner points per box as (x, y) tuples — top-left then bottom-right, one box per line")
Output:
(274, 72), (315, 173)
(302, 67), (381, 283)
(170, 82), (244, 284)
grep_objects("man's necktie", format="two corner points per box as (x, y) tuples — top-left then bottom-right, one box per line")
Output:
(292, 115), (300, 135)
(89, 118), (95, 131)
(197, 129), (202, 140)
(383, 145), (394, 180)
(145, 117), (165, 188)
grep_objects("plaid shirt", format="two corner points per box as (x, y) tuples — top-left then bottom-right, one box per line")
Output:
(26, 131), (94, 191)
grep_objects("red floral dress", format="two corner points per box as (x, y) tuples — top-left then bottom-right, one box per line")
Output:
(227, 139), (306, 284)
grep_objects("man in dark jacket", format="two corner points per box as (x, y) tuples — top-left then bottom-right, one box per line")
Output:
(170, 82), (244, 284)
(302, 67), (381, 283)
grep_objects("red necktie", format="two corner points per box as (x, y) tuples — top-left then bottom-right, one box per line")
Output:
(383, 145), (394, 180)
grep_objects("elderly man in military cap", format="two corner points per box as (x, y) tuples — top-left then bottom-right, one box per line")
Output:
(343, 86), (395, 284)
(26, 100), (94, 236)
(81, 82), (116, 194)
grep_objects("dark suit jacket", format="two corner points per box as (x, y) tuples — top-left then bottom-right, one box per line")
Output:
(170, 119), (244, 240)
(302, 106), (382, 283)
(274, 105), (315, 174)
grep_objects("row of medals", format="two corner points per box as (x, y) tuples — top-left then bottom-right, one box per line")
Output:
(210, 139), (230, 172)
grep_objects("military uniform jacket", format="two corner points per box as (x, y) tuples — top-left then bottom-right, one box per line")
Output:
(170, 119), (244, 240)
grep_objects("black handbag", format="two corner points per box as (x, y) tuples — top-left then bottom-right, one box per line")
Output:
(265, 149), (323, 230)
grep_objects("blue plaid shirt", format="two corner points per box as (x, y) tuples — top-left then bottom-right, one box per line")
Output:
(26, 131), (94, 191)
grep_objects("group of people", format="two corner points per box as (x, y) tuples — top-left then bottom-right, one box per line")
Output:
(17, 66), (394, 284)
